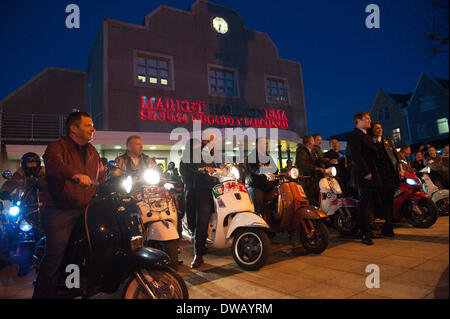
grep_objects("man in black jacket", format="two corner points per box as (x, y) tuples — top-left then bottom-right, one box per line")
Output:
(295, 135), (323, 206)
(245, 138), (278, 214)
(349, 111), (382, 245)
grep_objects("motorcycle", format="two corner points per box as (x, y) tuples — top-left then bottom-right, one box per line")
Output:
(133, 169), (181, 270)
(33, 175), (188, 299)
(262, 168), (329, 254)
(392, 161), (438, 228)
(318, 167), (358, 235)
(1, 170), (41, 276)
(417, 166), (449, 216)
(182, 165), (271, 271)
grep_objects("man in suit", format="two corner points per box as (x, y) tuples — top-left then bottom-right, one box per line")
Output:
(349, 111), (382, 245)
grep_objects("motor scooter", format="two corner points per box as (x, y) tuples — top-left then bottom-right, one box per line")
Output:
(318, 167), (358, 235)
(391, 161), (438, 228)
(417, 167), (449, 216)
(1, 170), (42, 276)
(182, 165), (271, 271)
(262, 168), (329, 254)
(33, 175), (188, 299)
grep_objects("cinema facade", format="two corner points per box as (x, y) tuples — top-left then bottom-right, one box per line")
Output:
(1, 0), (308, 170)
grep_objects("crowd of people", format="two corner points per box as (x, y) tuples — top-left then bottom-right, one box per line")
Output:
(0, 110), (448, 298)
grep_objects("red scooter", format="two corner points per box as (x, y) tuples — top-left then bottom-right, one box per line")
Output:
(392, 161), (438, 228)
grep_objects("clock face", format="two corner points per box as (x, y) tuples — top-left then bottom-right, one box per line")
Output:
(212, 17), (228, 34)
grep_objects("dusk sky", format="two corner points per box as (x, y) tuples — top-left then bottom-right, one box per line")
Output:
(0, 0), (448, 138)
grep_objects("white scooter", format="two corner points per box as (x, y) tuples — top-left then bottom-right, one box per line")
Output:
(182, 165), (271, 271)
(418, 167), (449, 216)
(319, 167), (358, 235)
(111, 165), (181, 270)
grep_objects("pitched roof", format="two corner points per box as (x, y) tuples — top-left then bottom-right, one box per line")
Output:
(386, 93), (412, 106)
(434, 77), (449, 89)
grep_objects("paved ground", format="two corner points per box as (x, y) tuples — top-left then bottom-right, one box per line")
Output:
(1, 216), (448, 299)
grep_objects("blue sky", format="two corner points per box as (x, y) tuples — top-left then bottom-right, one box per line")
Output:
(0, 0), (448, 138)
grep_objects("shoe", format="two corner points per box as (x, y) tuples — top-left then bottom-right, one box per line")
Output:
(369, 232), (383, 239)
(381, 223), (395, 237)
(361, 235), (374, 245)
(190, 255), (203, 268)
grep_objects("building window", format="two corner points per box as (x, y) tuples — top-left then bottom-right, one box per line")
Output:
(420, 95), (437, 112)
(208, 65), (239, 97)
(135, 52), (173, 88)
(377, 109), (383, 122)
(266, 77), (288, 103)
(384, 107), (390, 120)
(437, 118), (449, 134)
(393, 128), (401, 142)
(417, 122), (429, 139)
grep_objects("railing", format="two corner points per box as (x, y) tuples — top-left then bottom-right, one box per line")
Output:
(0, 112), (66, 142)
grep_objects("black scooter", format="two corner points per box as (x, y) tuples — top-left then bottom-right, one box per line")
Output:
(33, 176), (189, 299)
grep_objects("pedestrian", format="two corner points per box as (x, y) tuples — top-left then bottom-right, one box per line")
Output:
(411, 150), (426, 172)
(32, 111), (107, 298)
(311, 134), (338, 169)
(349, 111), (382, 245)
(295, 135), (323, 206)
(369, 122), (403, 237)
(112, 135), (156, 177)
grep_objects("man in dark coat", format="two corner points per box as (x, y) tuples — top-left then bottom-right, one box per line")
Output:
(295, 135), (323, 206)
(349, 111), (382, 245)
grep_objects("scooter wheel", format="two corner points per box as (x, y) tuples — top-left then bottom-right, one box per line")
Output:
(231, 228), (270, 271)
(299, 221), (329, 254)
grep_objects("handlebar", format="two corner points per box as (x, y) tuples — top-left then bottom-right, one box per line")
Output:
(72, 178), (100, 187)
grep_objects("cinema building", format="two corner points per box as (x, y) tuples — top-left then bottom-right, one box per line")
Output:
(1, 0), (308, 170)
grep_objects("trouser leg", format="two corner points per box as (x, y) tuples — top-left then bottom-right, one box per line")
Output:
(184, 187), (196, 233)
(194, 190), (213, 256)
(357, 188), (374, 236)
(32, 206), (83, 299)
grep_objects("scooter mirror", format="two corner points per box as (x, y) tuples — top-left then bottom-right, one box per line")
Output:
(2, 170), (12, 180)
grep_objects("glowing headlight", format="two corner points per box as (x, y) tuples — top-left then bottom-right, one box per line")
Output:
(143, 169), (161, 185)
(325, 167), (337, 177)
(406, 178), (419, 186)
(8, 206), (20, 217)
(290, 168), (299, 179)
(164, 183), (174, 190)
(122, 176), (133, 193)
(19, 220), (32, 232)
(231, 166), (240, 180)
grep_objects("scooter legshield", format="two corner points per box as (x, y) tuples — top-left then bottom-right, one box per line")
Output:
(102, 247), (171, 294)
(147, 221), (179, 241)
(226, 212), (269, 240)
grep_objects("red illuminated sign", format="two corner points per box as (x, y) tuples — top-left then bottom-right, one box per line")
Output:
(140, 96), (289, 129)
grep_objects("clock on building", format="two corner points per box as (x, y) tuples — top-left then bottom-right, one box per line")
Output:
(212, 16), (228, 34)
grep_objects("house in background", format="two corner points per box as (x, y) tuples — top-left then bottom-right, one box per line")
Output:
(370, 89), (411, 146)
(406, 73), (449, 149)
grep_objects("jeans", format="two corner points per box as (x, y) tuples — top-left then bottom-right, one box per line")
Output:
(247, 187), (265, 214)
(32, 206), (84, 299)
(194, 189), (213, 256)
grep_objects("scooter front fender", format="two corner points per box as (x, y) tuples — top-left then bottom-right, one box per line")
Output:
(226, 212), (269, 240)
(102, 247), (171, 294)
(292, 206), (328, 229)
(147, 221), (179, 241)
(432, 189), (449, 203)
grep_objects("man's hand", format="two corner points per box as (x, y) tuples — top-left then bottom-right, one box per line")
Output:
(364, 173), (372, 180)
(330, 159), (338, 165)
(206, 167), (215, 174)
(266, 173), (276, 181)
(72, 174), (92, 187)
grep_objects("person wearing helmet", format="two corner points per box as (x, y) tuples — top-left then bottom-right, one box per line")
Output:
(0, 152), (45, 200)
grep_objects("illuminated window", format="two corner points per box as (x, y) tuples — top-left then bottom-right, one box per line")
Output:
(209, 68), (237, 96)
(136, 53), (172, 87)
(393, 128), (401, 142)
(437, 118), (449, 134)
(266, 78), (288, 103)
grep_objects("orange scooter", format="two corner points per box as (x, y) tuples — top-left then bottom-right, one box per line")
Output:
(262, 168), (329, 254)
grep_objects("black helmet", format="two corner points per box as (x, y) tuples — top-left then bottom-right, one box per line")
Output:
(21, 152), (41, 176)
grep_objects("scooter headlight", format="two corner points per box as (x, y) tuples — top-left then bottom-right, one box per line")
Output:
(143, 169), (161, 185)
(289, 168), (299, 179)
(19, 220), (32, 232)
(231, 166), (240, 180)
(8, 206), (20, 217)
(122, 176), (133, 193)
(164, 183), (174, 190)
(406, 178), (419, 186)
(325, 167), (337, 177)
